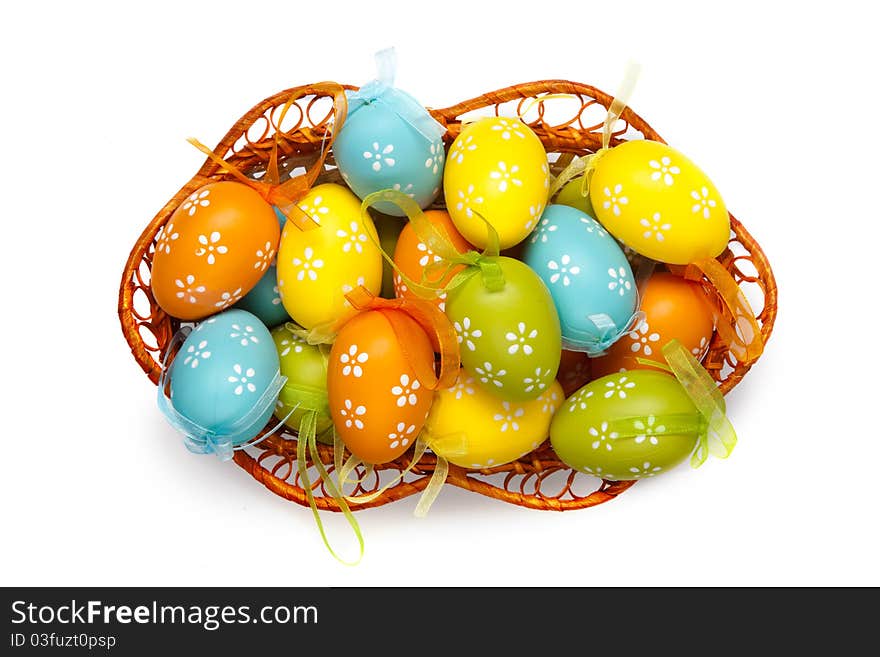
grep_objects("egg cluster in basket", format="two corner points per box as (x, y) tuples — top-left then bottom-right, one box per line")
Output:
(126, 58), (773, 534)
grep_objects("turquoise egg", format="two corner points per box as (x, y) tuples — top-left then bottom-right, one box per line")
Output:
(523, 204), (637, 354)
(234, 263), (290, 329)
(333, 88), (444, 216)
(165, 309), (281, 451)
(273, 206), (287, 230)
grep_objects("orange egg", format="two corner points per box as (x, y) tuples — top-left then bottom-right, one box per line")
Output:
(591, 272), (715, 376)
(327, 309), (435, 465)
(557, 349), (592, 397)
(392, 210), (472, 313)
(151, 181), (280, 320)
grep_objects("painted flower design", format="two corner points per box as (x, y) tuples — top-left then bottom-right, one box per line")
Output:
(340, 344), (368, 378)
(453, 316), (482, 352)
(174, 274), (206, 304)
(183, 340), (210, 368)
(691, 187), (717, 219)
(580, 216), (607, 237)
(214, 288), (242, 309)
(450, 134), (477, 164)
(491, 118), (527, 140)
(607, 267), (632, 296)
(531, 217), (558, 244)
(437, 291), (448, 313)
(339, 399), (366, 430)
(230, 323), (259, 346)
(448, 377), (476, 400)
(649, 156), (681, 185)
(692, 335), (709, 358)
(271, 285), (282, 306)
(182, 189), (210, 216)
(417, 241), (442, 267)
(581, 465), (605, 477)
(540, 388), (560, 414)
(392, 182), (415, 198)
(254, 241), (274, 271)
(363, 142), (395, 171)
(634, 415), (666, 445)
(475, 362), (506, 388)
(629, 320), (660, 356)
(602, 184), (628, 217)
(455, 184), (484, 219)
(227, 364), (256, 396)
(156, 222), (178, 254)
(568, 389), (594, 413)
(493, 401), (525, 432)
(604, 375), (636, 399)
(391, 374), (421, 407)
(588, 421), (619, 451)
(489, 161), (522, 192)
(279, 334), (305, 357)
(506, 322), (538, 355)
(424, 141), (444, 174)
(336, 221), (367, 254)
(629, 461), (663, 478)
(292, 246), (324, 281)
(541, 162), (550, 189)
(525, 204), (542, 231)
(547, 255), (581, 286)
(523, 367), (551, 393)
(388, 422), (416, 450)
(298, 195), (329, 224)
(394, 272), (408, 296)
(640, 212), (671, 242)
(194, 231), (228, 265)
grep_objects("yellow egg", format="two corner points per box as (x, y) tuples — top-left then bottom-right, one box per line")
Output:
(591, 140), (729, 265)
(443, 117), (549, 250)
(277, 183), (383, 329)
(425, 368), (562, 469)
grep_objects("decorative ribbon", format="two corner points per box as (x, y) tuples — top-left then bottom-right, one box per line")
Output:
(187, 82), (349, 231)
(662, 339), (738, 467)
(343, 285), (459, 391)
(676, 259), (765, 366)
(562, 309), (645, 357)
(156, 327), (290, 461)
(549, 61), (642, 199)
(345, 47), (446, 143)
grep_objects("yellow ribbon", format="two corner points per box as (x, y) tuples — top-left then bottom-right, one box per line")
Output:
(662, 339), (737, 468)
(549, 61), (641, 199)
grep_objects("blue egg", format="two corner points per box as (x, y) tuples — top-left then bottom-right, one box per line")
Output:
(233, 263), (289, 329)
(333, 87), (445, 216)
(523, 204), (638, 355)
(273, 206), (287, 230)
(163, 309), (282, 456)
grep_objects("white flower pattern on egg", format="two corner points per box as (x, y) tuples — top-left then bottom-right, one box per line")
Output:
(391, 374), (420, 407)
(254, 241), (275, 271)
(491, 118), (527, 141)
(336, 221), (367, 254)
(649, 156), (681, 186)
(292, 246), (324, 281)
(388, 422), (416, 449)
(505, 322), (538, 355)
(450, 134), (477, 164)
(633, 415), (665, 445)
(455, 185), (484, 219)
(579, 216), (607, 237)
(297, 195), (329, 225)
(183, 340), (211, 368)
(195, 231), (228, 265)
(424, 142), (444, 175)
(602, 184), (628, 217)
(363, 142), (395, 172)
(340, 400), (366, 430)
(229, 324), (259, 346)
(475, 362), (506, 388)
(629, 461), (663, 478)
(607, 267), (632, 296)
(691, 187), (717, 219)
(567, 389), (594, 413)
(182, 189), (210, 216)
(493, 401), (525, 432)
(156, 222), (179, 255)
(214, 287), (242, 309)
(640, 213), (671, 242)
(391, 182), (415, 198)
(588, 421), (618, 451)
(227, 364), (256, 396)
(488, 161), (522, 192)
(547, 255), (580, 287)
(174, 275), (206, 304)
(279, 334), (305, 357)
(448, 377), (476, 399)
(604, 375), (636, 399)
(340, 344), (368, 378)
(629, 320), (660, 356)
(523, 367), (551, 393)
(531, 217), (558, 244)
(692, 336), (709, 358)
(417, 241), (442, 268)
(453, 317), (482, 352)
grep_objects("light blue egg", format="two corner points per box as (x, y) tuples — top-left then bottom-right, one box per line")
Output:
(334, 88), (444, 216)
(273, 206), (287, 230)
(523, 204), (638, 355)
(165, 309), (282, 452)
(233, 263), (289, 329)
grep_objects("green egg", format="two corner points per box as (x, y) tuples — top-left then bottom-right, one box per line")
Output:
(445, 256), (561, 401)
(271, 324), (334, 445)
(555, 178), (595, 216)
(550, 370), (700, 480)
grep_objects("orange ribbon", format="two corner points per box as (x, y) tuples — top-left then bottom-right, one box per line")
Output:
(673, 258), (764, 366)
(343, 286), (459, 391)
(187, 82), (349, 232)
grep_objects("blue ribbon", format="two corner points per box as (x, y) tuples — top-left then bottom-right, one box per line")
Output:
(345, 47), (446, 143)
(562, 309), (646, 357)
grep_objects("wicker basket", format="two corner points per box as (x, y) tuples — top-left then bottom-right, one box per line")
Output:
(118, 80), (777, 512)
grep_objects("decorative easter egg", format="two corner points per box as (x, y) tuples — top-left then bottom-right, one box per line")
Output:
(271, 324), (334, 444)
(523, 204), (637, 354)
(592, 272), (716, 377)
(591, 140), (729, 265)
(557, 349), (592, 397)
(151, 181), (281, 321)
(445, 256), (561, 401)
(373, 212), (405, 298)
(327, 309), (435, 465)
(443, 117), (550, 250)
(233, 263), (289, 329)
(550, 370), (700, 481)
(276, 183), (382, 329)
(164, 309), (281, 451)
(555, 178), (595, 216)
(334, 87), (445, 216)
(393, 209), (472, 312)
(425, 369), (563, 469)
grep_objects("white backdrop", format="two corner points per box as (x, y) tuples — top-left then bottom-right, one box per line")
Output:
(2, 0), (878, 586)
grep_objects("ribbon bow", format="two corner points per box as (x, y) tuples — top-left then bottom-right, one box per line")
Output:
(562, 309), (646, 357)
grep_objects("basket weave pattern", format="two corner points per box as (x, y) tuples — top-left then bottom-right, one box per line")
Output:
(118, 80), (777, 512)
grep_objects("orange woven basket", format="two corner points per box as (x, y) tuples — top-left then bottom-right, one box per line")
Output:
(118, 80), (777, 512)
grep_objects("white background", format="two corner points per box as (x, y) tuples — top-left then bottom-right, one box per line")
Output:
(2, 0), (878, 587)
